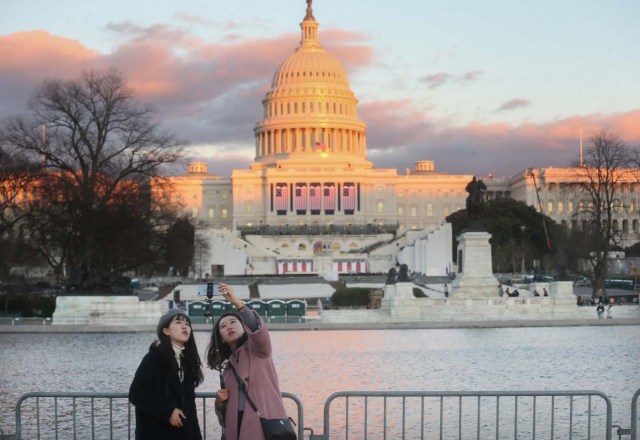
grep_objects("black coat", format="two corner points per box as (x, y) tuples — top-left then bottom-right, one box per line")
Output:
(129, 349), (202, 440)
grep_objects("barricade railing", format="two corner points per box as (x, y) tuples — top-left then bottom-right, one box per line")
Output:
(14, 391), (304, 440)
(632, 388), (640, 440)
(0, 317), (51, 326)
(11, 389), (639, 440)
(320, 390), (613, 440)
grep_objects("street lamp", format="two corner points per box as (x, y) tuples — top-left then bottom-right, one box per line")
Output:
(520, 225), (526, 274)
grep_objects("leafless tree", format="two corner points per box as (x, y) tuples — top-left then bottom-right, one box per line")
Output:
(1, 70), (185, 284)
(569, 131), (639, 299)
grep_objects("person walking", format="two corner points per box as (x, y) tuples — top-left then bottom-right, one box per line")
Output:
(129, 308), (204, 439)
(596, 302), (605, 319)
(207, 283), (293, 440)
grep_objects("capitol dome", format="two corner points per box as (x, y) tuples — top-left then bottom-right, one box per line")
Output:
(254, 0), (368, 165)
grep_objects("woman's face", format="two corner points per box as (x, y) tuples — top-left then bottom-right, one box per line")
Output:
(162, 315), (191, 347)
(218, 315), (245, 348)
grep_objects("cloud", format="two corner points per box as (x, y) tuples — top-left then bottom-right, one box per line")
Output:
(321, 29), (373, 71)
(2, 27), (638, 182)
(360, 99), (436, 149)
(363, 108), (640, 177)
(420, 72), (452, 89)
(461, 70), (483, 82)
(173, 12), (216, 28)
(420, 70), (483, 89)
(0, 31), (100, 115)
(0, 25), (374, 141)
(497, 98), (531, 112)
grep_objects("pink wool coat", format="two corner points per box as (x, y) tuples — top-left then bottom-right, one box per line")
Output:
(217, 311), (288, 440)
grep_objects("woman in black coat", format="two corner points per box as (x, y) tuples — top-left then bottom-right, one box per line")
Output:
(129, 308), (204, 439)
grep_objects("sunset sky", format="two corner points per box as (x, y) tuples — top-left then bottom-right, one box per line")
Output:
(2, 0), (639, 177)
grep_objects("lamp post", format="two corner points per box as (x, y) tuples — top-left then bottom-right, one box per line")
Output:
(520, 225), (526, 274)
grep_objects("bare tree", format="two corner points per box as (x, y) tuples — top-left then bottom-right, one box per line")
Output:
(570, 131), (638, 299)
(1, 70), (185, 285)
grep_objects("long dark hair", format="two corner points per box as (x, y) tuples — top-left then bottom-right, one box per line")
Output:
(152, 314), (204, 386)
(205, 312), (247, 371)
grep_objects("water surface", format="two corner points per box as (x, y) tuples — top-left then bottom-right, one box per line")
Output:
(1, 325), (639, 435)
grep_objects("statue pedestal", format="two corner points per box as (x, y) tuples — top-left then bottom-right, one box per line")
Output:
(551, 281), (575, 299)
(381, 282), (420, 318)
(451, 230), (499, 298)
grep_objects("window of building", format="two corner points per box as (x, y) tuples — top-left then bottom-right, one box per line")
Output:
(245, 201), (253, 214)
(557, 201), (564, 213)
(208, 208), (214, 218)
(377, 200), (384, 213)
(222, 193), (228, 200)
(568, 201), (574, 212)
(442, 204), (450, 216)
(191, 207), (198, 218)
(410, 205), (417, 217)
(398, 205), (404, 216)
(426, 203), (433, 217)
(547, 201), (554, 213)
(221, 207), (228, 219)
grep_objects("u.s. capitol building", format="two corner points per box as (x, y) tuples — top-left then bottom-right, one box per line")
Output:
(165, 2), (640, 277)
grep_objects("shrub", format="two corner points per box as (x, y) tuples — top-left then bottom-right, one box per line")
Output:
(413, 287), (428, 298)
(331, 288), (371, 307)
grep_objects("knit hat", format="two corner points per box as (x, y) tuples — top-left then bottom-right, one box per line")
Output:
(157, 308), (190, 339)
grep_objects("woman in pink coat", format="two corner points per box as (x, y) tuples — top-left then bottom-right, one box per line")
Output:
(206, 284), (290, 440)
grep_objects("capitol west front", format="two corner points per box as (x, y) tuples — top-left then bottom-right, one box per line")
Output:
(166, 2), (640, 277)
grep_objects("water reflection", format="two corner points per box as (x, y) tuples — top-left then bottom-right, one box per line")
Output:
(1, 326), (639, 436)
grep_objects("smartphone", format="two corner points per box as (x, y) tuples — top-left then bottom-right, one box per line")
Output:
(198, 282), (222, 298)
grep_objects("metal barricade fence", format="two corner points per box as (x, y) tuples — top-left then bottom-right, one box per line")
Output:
(633, 388), (640, 440)
(15, 391), (304, 440)
(321, 390), (613, 440)
(11, 389), (640, 440)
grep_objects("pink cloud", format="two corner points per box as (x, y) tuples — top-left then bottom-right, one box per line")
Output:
(360, 99), (434, 149)
(356, 96), (640, 176)
(0, 31), (101, 115)
(0, 30), (98, 72)
(2, 27), (638, 181)
(321, 29), (373, 71)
